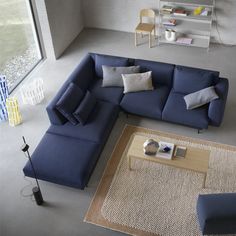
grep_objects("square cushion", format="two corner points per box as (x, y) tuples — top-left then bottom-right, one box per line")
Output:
(162, 91), (209, 129)
(23, 132), (101, 189)
(173, 65), (219, 94)
(134, 59), (175, 87)
(74, 91), (96, 125)
(184, 86), (219, 110)
(48, 101), (119, 143)
(102, 65), (140, 87)
(95, 54), (129, 78)
(122, 71), (154, 94)
(56, 83), (84, 125)
(89, 79), (124, 105)
(120, 86), (170, 119)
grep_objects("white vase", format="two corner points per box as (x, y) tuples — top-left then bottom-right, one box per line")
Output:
(165, 29), (176, 42)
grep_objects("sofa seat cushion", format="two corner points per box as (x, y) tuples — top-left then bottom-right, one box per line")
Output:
(47, 101), (119, 143)
(23, 133), (101, 189)
(120, 86), (170, 120)
(89, 79), (124, 105)
(162, 91), (209, 129)
(173, 65), (219, 94)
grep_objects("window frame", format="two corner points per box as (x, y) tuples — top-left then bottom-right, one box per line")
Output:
(9, 0), (45, 93)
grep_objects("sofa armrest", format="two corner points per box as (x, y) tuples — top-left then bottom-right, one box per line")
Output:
(208, 78), (229, 126)
(197, 193), (236, 235)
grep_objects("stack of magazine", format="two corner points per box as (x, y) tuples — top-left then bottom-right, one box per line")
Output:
(163, 19), (177, 27)
(161, 5), (174, 15)
(156, 141), (175, 160)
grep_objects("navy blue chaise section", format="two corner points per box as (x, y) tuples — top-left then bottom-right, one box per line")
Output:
(23, 53), (229, 190)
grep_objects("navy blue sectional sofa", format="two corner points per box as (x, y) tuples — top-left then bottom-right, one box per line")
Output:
(23, 53), (228, 189)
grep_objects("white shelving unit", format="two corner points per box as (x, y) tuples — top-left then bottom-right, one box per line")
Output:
(159, 0), (214, 49)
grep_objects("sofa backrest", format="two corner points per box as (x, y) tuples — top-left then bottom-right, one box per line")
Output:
(90, 53), (130, 78)
(134, 59), (175, 88)
(173, 65), (220, 94)
(69, 54), (95, 90)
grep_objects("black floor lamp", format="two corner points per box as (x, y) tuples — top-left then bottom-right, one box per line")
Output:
(21, 136), (44, 205)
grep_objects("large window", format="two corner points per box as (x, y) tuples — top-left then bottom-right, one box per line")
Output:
(0, 0), (42, 92)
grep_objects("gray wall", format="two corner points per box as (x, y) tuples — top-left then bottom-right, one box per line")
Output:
(34, 0), (56, 60)
(82, 0), (236, 45)
(83, 0), (157, 33)
(37, 0), (84, 59)
(45, 0), (84, 58)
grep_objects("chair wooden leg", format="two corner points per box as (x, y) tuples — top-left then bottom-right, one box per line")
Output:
(135, 31), (137, 46)
(149, 32), (151, 48)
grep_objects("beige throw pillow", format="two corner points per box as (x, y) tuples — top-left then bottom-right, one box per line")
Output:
(122, 71), (153, 94)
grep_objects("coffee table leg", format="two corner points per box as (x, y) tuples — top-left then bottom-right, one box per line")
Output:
(128, 155), (132, 170)
(203, 173), (207, 188)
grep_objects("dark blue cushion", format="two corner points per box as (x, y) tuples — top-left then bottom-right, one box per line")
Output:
(74, 91), (96, 125)
(23, 133), (101, 189)
(173, 65), (219, 94)
(162, 91), (209, 129)
(46, 54), (96, 126)
(134, 59), (175, 88)
(197, 193), (236, 235)
(208, 78), (229, 126)
(46, 81), (72, 125)
(120, 86), (170, 120)
(56, 83), (84, 125)
(95, 54), (129, 78)
(89, 79), (124, 105)
(48, 101), (119, 143)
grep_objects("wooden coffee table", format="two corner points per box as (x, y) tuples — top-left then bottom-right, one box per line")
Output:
(127, 134), (210, 187)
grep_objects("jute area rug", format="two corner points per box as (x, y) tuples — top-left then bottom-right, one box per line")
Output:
(84, 125), (236, 236)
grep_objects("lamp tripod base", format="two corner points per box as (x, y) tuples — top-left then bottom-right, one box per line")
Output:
(32, 186), (44, 205)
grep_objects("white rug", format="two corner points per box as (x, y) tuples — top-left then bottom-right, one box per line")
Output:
(101, 132), (236, 236)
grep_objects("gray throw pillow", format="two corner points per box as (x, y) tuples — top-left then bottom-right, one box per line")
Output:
(122, 71), (154, 94)
(184, 86), (219, 110)
(102, 65), (140, 87)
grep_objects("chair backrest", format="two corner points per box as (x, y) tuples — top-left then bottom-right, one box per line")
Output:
(140, 9), (155, 24)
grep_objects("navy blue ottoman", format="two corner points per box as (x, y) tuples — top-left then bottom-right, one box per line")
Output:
(197, 193), (236, 235)
(23, 132), (101, 189)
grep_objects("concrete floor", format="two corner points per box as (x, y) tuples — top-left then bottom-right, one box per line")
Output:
(0, 28), (236, 236)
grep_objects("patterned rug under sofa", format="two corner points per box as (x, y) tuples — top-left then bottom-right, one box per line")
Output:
(84, 125), (236, 236)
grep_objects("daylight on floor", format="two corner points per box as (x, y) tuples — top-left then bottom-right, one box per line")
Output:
(0, 0), (236, 236)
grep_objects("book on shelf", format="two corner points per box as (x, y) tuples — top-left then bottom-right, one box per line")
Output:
(193, 6), (205, 16)
(162, 5), (174, 12)
(176, 37), (193, 45)
(173, 8), (187, 16)
(161, 5), (174, 15)
(200, 9), (209, 16)
(163, 19), (177, 26)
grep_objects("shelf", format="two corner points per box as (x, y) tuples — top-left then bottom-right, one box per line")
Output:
(159, 0), (214, 49)
(159, 35), (210, 48)
(160, 0), (214, 7)
(161, 20), (211, 35)
(160, 13), (212, 22)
